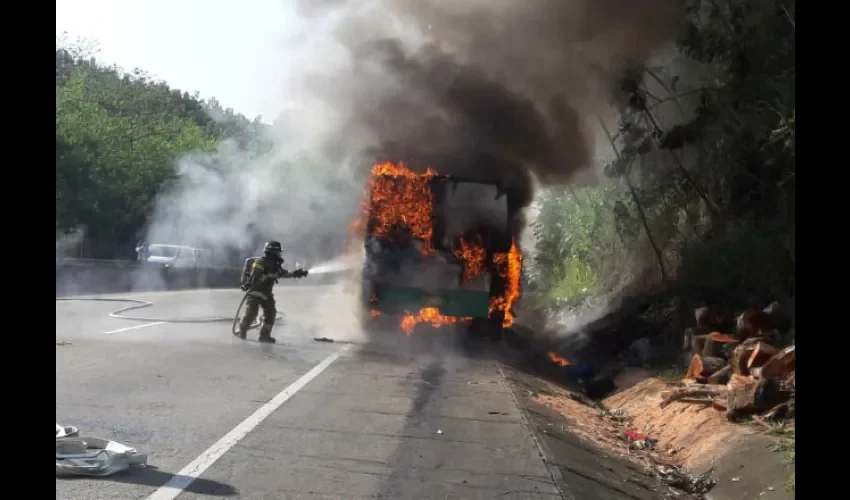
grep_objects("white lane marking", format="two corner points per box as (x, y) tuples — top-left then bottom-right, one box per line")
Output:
(103, 321), (165, 334)
(145, 345), (351, 500)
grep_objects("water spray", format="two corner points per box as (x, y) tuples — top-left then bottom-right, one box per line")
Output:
(302, 255), (361, 275)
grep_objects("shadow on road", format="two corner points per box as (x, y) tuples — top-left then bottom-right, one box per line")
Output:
(351, 320), (603, 402)
(59, 465), (239, 497)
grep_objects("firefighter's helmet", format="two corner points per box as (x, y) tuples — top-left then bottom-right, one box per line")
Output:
(263, 241), (283, 262)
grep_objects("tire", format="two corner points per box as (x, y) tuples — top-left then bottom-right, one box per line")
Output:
(502, 326), (532, 350)
(358, 277), (374, 328)
(486, 309), (507, 341)
(486, 319), (504, 342)
(464, 318), (489, 339)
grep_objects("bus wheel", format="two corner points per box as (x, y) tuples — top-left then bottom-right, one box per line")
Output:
(503, 326), (532, 350)
(486, 315), (505, 342)
(464, 319), (489, 339)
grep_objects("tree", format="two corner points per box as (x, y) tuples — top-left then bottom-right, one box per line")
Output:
(530, 0), (795, 312)
(55, 43), (263, 257)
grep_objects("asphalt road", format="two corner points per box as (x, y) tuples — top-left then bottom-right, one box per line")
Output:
(56, 285), (565, 500)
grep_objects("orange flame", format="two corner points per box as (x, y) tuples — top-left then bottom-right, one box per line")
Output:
(400, 307), (469, 335)
(354, 161), (436, 254)
(489, 239), (523, 327)
(453, 232), (487, 282)
(354, 160), (524, 333)
(548, 352), (571, 367)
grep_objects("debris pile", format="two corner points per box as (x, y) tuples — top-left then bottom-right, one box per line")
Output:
(669, 302), (796, 422)
(540, 349), (621, 401)
(531, 378), (720, 499)
(56, 423), (148, 477)
(653, 465), (717, 497)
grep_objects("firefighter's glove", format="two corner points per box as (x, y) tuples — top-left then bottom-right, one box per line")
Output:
(294, 268), (309, 278)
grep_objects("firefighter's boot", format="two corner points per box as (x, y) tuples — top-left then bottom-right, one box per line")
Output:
(234, 319), (248, 340)
(257, 327), (276, 344)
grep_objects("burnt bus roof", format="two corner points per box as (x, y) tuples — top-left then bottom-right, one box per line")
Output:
(368, 173), (511, 200)
(431, 174), (500, 185)
(370, 152), (524, 187)
(368, 172), (525, 216)
(370, 171), (507, 188)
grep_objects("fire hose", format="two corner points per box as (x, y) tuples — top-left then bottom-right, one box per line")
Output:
(228, 267), (307, 334)
(229, 290), (282, 335)
(56, 269), (308, 334)
(55, 294), (283, 332)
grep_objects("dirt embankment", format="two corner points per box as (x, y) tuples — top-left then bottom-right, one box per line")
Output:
(605, 373), (754, 471)
(533, 368), (795, 500)
(531, 368), (751, 470)
(528, 296), (796, 499)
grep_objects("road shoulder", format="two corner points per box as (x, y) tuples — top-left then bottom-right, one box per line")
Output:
(501, 365), (664, 500)
(503, 364), (795, 500)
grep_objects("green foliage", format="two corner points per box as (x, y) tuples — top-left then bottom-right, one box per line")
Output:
(529, 0), (795, 313)
(55, 44), (263, 257)
(677, 229), (794, 307)
(677, 0), (795, 222)
(530, 185), (621, 308)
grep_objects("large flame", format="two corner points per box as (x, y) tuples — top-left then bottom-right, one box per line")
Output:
(453, 232), (487, 283)
(354, 161), (436, 254)
(357, 160), (523, 333)
(400, 307), (468, 335)
(489, 239), (523, 327)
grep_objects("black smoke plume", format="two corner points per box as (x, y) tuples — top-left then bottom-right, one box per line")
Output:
(295, 0), (686, 214)
(145, 0), (686, 267)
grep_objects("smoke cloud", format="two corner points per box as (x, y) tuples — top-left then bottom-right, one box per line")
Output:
(146, 138), (364, 265)
(145, 0), (686, 263)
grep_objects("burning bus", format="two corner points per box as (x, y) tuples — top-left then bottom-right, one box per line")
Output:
(354, 161), (524, 339)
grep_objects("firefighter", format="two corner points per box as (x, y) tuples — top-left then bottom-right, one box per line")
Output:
(236, 241), (308, 343)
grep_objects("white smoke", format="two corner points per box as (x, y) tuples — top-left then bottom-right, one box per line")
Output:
(145, 0), (685, 267)
(146, 135), (364, 265)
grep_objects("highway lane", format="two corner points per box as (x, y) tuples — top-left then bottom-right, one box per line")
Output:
(56, 286), (563, 500)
